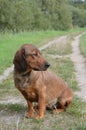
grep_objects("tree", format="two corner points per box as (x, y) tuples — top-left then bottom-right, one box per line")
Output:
(0, 0), (14, 30)
(0, 0), (85, 32)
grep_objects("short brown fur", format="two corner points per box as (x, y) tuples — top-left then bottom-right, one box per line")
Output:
(13, 44), (73, 119)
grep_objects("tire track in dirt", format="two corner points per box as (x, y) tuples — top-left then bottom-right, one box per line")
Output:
(0, 65), (14, 84)
(71, 34), (86, 102)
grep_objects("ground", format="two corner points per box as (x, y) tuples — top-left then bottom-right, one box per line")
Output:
(0, 33), (86, 130)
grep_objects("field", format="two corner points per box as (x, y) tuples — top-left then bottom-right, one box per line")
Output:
(0, 28), (85, 74)
(0, 28), (86, 130)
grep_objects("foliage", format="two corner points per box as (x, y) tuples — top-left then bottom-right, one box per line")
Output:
(70, 5), (86, 27)
(0, 0), (86, 31)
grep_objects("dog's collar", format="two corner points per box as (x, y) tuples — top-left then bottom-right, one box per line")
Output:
(21, 71), (31, 77)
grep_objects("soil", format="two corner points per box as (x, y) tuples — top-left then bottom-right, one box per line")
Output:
(70, 34), (86, 102)
(0, 65), (14, 84)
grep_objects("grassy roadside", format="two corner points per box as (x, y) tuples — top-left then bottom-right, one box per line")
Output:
(0, 34), (86, 130)
(42, 35), (73, 55)
(80, 33), (86, 58)
(0, 28), (86, 74)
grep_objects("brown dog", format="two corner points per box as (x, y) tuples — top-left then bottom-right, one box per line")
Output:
(13, 44), (73, 119)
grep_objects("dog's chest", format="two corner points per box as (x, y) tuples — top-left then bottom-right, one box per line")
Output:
(14, 73), (37, 100)
(20, 76), (31, 88)
(14, 73), (35, 89)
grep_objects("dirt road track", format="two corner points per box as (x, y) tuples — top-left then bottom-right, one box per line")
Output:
(71, 34), (86, 102)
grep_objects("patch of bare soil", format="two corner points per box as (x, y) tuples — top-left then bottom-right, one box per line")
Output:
(71, 34), (86, 102)
(0, 96), (26, 105)
(0, 65), (14, 84)
(39, 35), (67, 50)
(0, 112), (22, 125)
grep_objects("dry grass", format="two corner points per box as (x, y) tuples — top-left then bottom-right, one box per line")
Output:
(42, 36), (73, 55)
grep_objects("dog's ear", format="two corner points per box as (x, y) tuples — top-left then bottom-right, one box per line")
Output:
(13, 48), (27, 72)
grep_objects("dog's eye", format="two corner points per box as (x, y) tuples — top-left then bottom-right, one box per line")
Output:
(33, 53), (38, 57)
(30, 53), (38, 59)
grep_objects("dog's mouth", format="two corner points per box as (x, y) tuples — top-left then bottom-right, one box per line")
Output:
(33, 62), (50, 71)
(33, 67), (47, 71)
(33, 68), (40, 71)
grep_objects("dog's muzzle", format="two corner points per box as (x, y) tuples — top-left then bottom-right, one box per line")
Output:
(33, 62), (50, 71)
(44, 62), (50, 69)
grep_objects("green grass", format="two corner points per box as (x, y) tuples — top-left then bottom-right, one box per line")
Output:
(80, 33), (86, 58)
(0, 28), (86, 74)
(49, 58), (78, 91)
(0, 30), (65, 74)
(0, 74), (19, 99)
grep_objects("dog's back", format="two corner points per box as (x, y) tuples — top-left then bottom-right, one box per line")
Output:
(38, 70), (73, 109)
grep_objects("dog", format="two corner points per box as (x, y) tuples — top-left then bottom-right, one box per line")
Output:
(13, 44), (73, 119)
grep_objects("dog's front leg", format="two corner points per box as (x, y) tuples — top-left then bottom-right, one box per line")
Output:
(25, 100), (34, 118)
(36, 91), (46, 119)
(19, 90), (34, 118)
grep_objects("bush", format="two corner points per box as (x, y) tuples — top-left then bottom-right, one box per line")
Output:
(71, 6), (86, 27)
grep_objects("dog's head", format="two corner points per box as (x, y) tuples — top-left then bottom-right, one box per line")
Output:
(13, 44), (50, 72)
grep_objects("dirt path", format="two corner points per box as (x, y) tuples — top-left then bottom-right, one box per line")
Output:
(71, 34), (86, 102)
(0, 65), (14, 84)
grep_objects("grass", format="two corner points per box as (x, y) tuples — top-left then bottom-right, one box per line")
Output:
(80, 33), (86, 58)
(0, 30), (64, 74)
(0, 74), (19, 99)
(0, 27), (86, 74)
(48, 58), (78, 91)
(0, 32), (86, 130)
(0, 97), (86, 130)
(43, 36), (73, 55)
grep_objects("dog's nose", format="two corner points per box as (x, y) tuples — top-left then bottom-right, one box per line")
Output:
(45, 62), (50, 68)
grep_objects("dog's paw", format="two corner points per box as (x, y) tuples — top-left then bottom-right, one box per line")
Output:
(35, 114), (44, 119)
(53, 108), (64, 114)
(25, 111), (34, 118)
